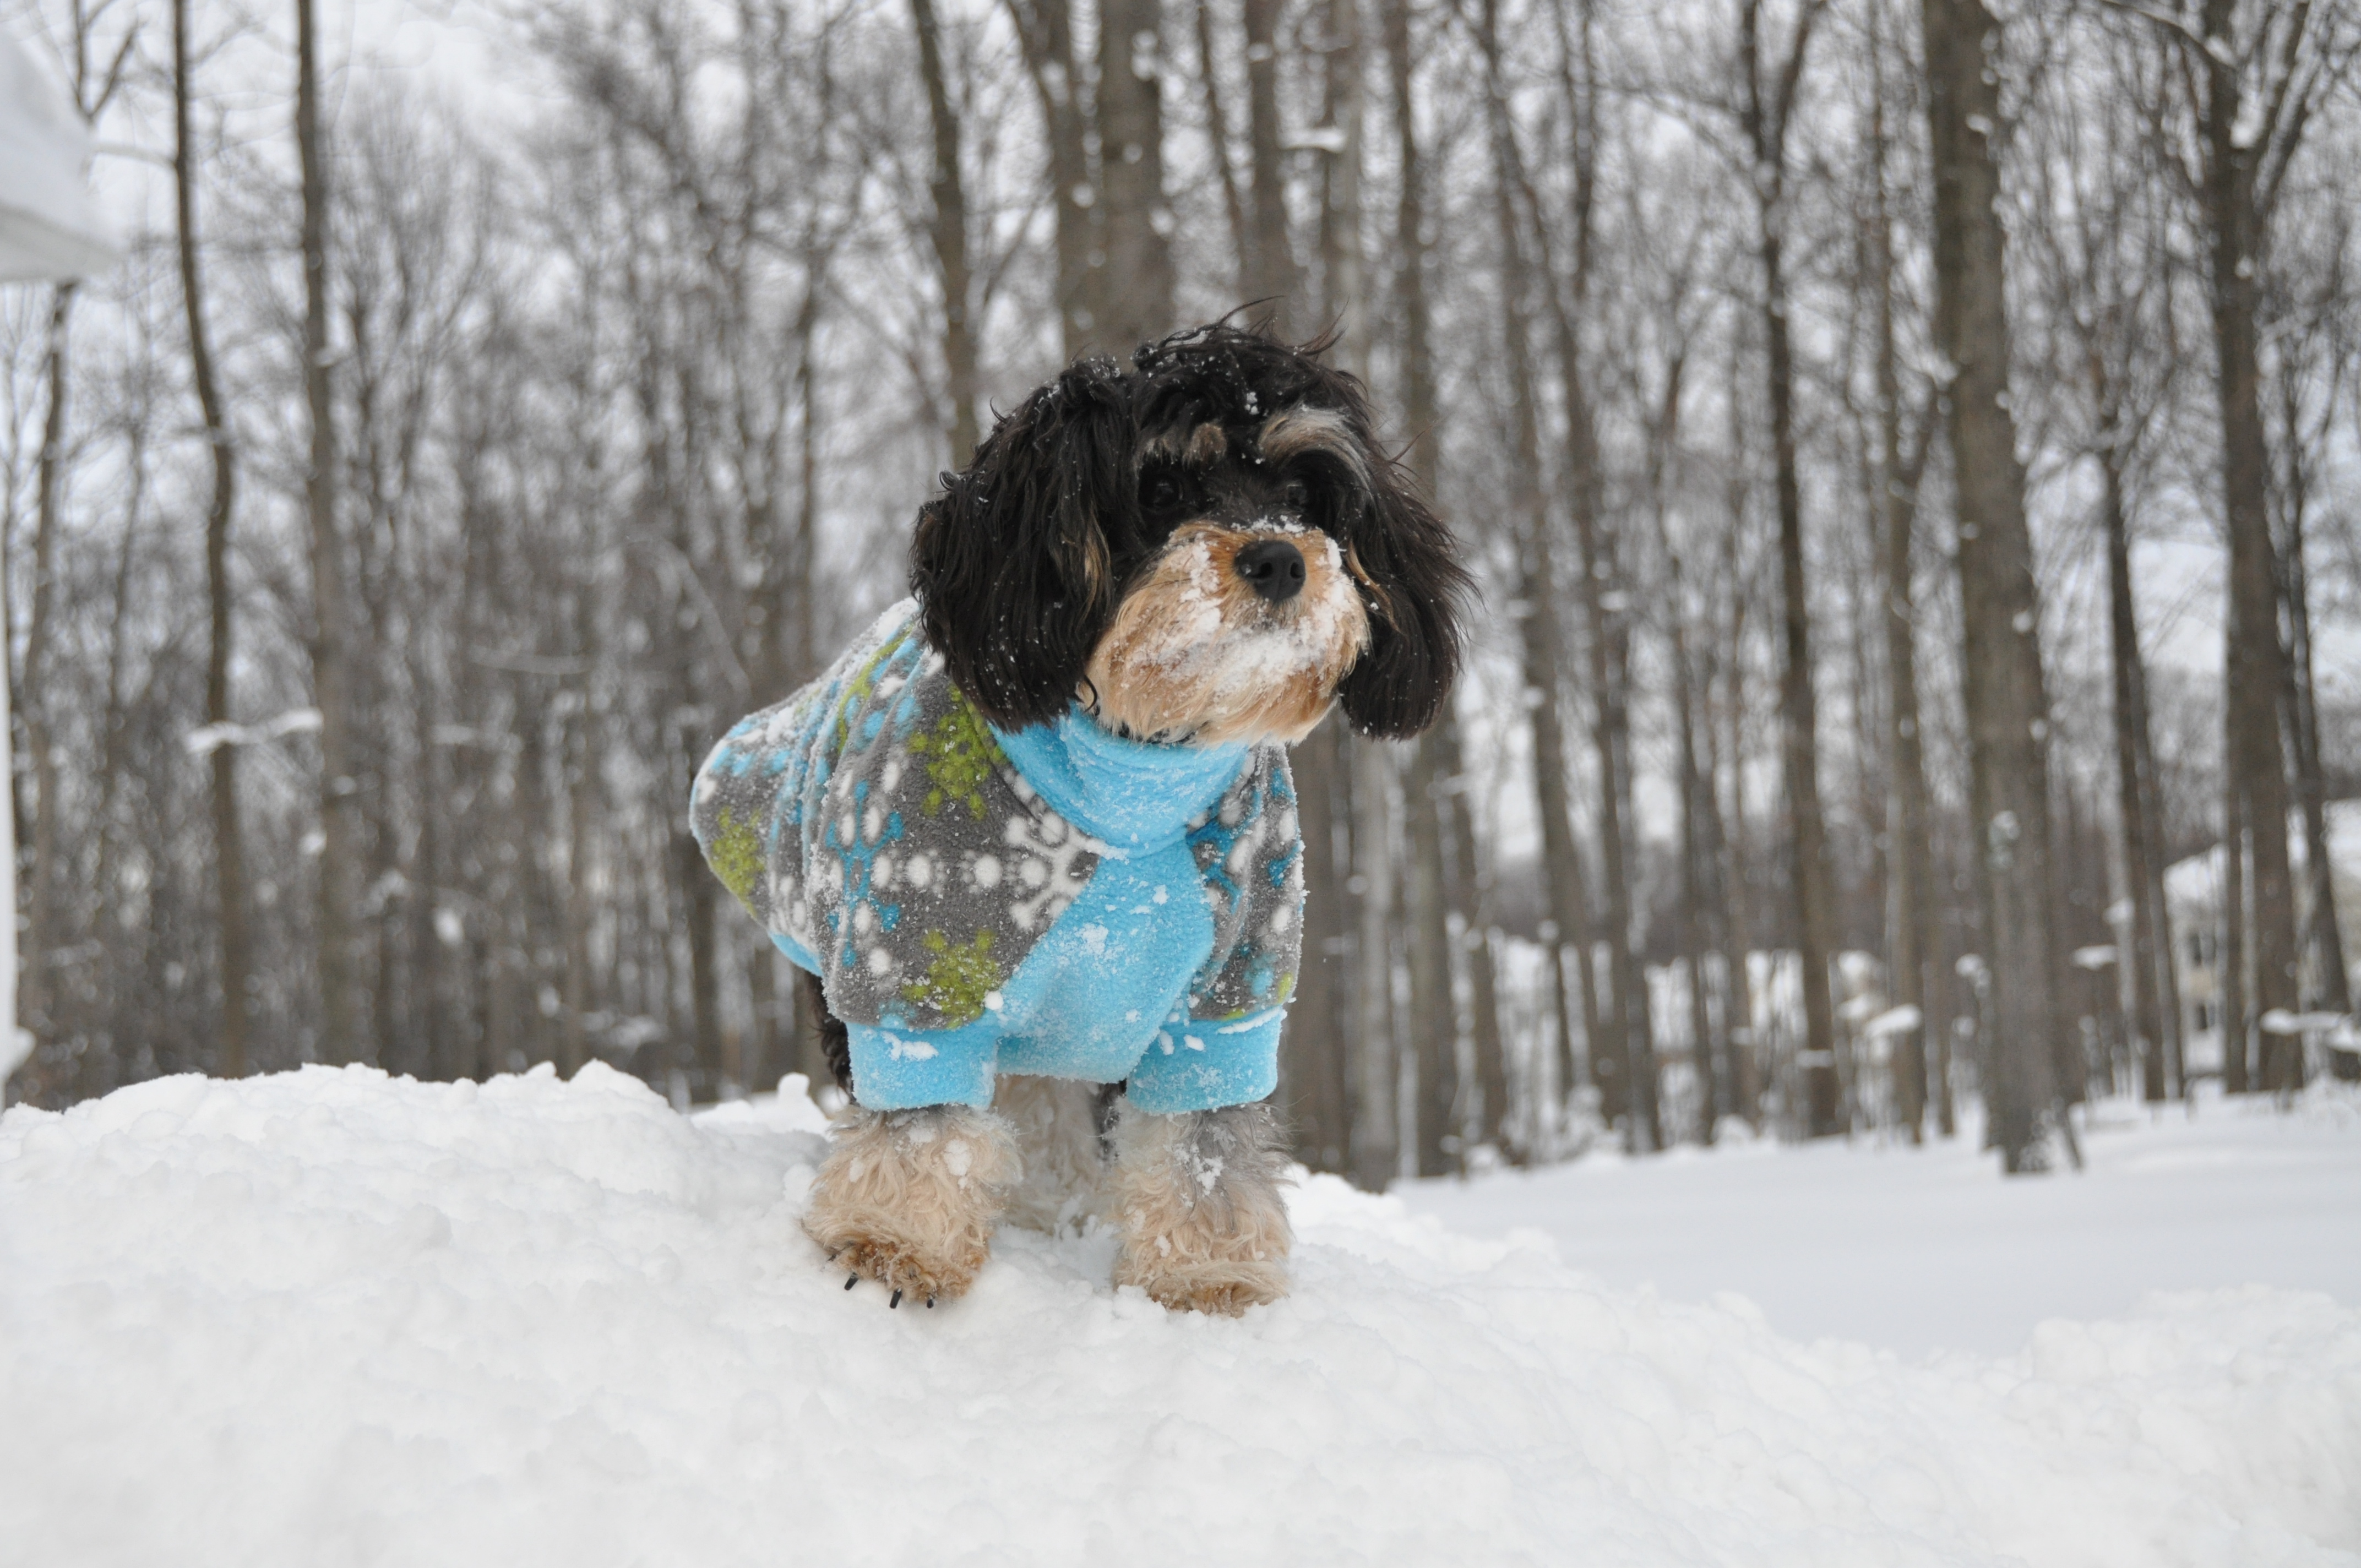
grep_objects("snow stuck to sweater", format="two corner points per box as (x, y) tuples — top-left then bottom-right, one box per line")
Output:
(2, 1066), (2355, 1568)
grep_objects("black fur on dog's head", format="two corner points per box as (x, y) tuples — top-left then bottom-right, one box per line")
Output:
(910, 322), (1469, 744)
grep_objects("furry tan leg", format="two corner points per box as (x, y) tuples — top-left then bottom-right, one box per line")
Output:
(993, 1077), (1111, 1233)
(1109, 1097), (1292, 1316)
(803, 1104), (1020, 1305)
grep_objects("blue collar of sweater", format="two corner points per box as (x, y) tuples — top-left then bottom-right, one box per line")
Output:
(991, 703), (1249, 856)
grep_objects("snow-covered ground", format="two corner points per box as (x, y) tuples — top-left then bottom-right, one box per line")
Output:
(1402, 1094), (2361, 1357)
(3, 1066), (2356, 1567)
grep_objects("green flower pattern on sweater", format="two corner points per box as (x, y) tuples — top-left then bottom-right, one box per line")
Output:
(908, 693), (1003, 820)
(706, 809), (765, 917)
(902, 929), (1003, 1027)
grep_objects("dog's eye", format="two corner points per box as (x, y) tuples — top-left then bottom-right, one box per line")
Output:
(1280, 477), (1310, 512)
(1140, 470), (1185, 511)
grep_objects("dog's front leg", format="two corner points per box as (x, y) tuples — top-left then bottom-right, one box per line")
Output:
(1109, 1097), (1292, 1316)
(804, 1104), (1020, 1306)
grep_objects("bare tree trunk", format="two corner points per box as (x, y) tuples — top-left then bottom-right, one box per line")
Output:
(559, 591), (602, 1079)
(1388, 0), (1457, 1175)
(2283, 515), (2348, 1017)
(2100, 431), (2174, 1103)
(1739, 0), (1841, 1138)
(1691, 587), (1751, 1134)
(1288, 717), (1355, 1174)
(1716, 366), (1764, 1128)
(1650, 346), (1728, 1145)
(1194, 0), (1250, 286)
(1872, 433), (1938, 1139)
(1566, 385), (1653, 1150)
(1537, 0), (1653, 1152)
(1922, 0), (2070, 1171)
(19, 282), (75, 1087)
(673, 380), (727, 1100)
(407, 637), (444, 1081)
(1351, 743), (1400, 1185)
(1405, 730), (1457, 1172)
(910, 0), (980, 465)
(176, 0), (251, 1080)
(2196, 0), (2301, 1094)
(1263, 0), (1351, 1175)
(1479, 0), (1604, 1131)
(1668, 552), (1720, 1144)
(2221, 775), (2248, 1094)
(14, 1), (138, 1103)
(298, 0), (363, 1066)
(1712, 665), (1764, 1130)
(681, 795), (722, 1097)
(85, 408), (151, 1098)
(1442, 722), (1509, 1148)
(1003, 0), (1098, 357)
(1242, 0), (1297, 324)
(337, 259), (410, 1074)
(514, 694), (558, 1073)
(1863, 38), (1938, 1141)
(353, 432), (399, 1076)
(1313, 3), (1395, 1185)
(1231, 4), (1339, 1171)
(787, 286), (830, 1092)
(1096, 0), (1176, 351)
(2271, 365), (2347, 1025)
(1761, 172), (1841, 1139)
(1318, 0), (1367, 362)
(1520, 501), (1600, 1125)
(2144, 769), (2186, 1098)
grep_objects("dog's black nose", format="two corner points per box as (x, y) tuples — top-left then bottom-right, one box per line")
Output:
(1234, 538), (1307, 603)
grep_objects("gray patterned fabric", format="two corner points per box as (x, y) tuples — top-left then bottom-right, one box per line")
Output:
(690, 601), (1303, 1110)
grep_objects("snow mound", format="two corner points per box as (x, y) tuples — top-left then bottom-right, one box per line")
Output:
(2, 1066), (2355, 1567)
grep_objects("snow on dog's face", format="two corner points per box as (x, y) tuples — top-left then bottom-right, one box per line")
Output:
(1080, 410), (1373, 745)
(910, 322), (1469, 745)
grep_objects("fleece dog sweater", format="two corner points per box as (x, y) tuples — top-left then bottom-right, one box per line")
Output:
(690, 601), (1304, 1113)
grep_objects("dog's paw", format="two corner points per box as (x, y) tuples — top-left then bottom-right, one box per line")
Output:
(1109, 1099), (1293, 1316)
(802, 1104), (1019, 1308)
(827, 1233), (981, 1308)
(1114, 1251), (1290, 1317)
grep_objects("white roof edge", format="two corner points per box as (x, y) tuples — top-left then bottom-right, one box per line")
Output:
(0, 31), (121, 283)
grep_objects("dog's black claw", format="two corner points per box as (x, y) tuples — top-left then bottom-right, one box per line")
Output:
(889, 1289), (904, 1309)
(845, 1274), (859, 1291)
(926, 1297), (935, 1309)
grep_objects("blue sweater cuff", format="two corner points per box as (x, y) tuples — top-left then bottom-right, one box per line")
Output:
(845, 1020), (1000, 1109)
(1124, 1007), (1285, 1114)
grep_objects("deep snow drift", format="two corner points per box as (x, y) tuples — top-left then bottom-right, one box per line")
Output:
(2, 1065), (2355, 1567)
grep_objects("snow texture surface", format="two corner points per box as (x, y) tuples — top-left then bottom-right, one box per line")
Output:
(1404, 1093), (2361, 1358)
(2, 1065), (2356, 1567)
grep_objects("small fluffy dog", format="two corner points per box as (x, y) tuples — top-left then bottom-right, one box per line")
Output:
(693, 323), (1465, 1314)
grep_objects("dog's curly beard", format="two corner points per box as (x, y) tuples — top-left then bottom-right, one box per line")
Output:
(1083, 525), (1372, 746)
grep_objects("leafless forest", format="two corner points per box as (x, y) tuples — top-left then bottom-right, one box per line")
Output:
(4, 0), (2358, 1177)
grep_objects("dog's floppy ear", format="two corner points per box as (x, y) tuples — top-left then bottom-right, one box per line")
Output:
(911, 361), (1134, 729)
(1335, 456), (1471, 738)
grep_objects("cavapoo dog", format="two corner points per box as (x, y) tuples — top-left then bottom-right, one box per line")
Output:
(692, 322), (1466, 1315)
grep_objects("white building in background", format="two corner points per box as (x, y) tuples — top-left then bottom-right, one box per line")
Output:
(2, 29), (121, 1092)
(2, 35), (119, 280)
(2163, 801), (2361, 1075)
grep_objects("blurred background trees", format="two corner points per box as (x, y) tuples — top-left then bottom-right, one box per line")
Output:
(4, 0), (2358, 1176)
